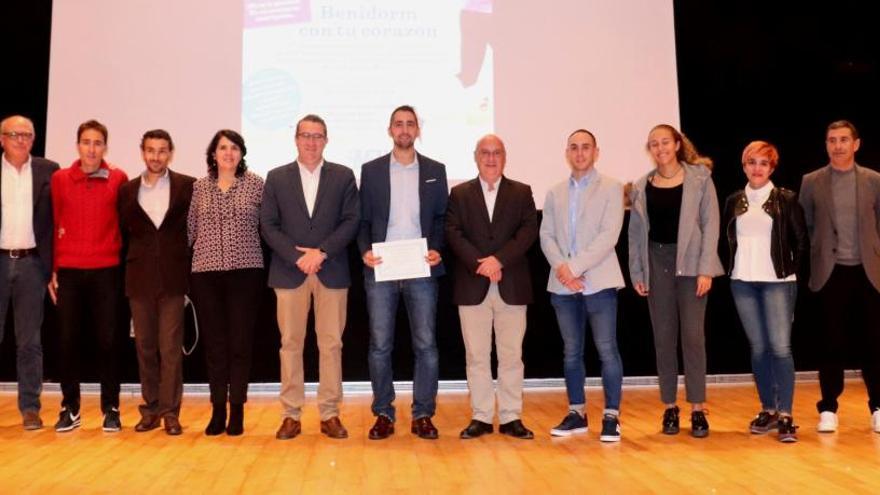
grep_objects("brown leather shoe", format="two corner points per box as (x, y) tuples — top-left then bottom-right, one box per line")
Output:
(276, 417), (301, 440)
(368, 415), (394, 440)
(163, 416), (183, 436)
(411, 416), (439, 439)
(135, 415), (161, 432)
(22, 411), (43, 431)
(320, 416), (348, 439)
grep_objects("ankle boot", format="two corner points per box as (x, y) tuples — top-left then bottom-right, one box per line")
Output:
(205, 403), (226, 436)
(227, 403), (244, 436)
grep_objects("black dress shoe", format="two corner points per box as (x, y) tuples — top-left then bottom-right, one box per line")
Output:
(499, 420), (534, 439)
(460, 420), (493, 439)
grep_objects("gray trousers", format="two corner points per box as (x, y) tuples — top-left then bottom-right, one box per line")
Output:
(647, 242), (707, 404)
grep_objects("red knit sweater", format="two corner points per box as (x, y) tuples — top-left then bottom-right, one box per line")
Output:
(51, 160), (128, 270)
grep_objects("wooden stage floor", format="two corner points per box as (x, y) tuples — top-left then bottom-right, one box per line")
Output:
(1, 381), (879, 494)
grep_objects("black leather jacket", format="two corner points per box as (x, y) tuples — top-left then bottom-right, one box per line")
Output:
(723, 187), (809, 279)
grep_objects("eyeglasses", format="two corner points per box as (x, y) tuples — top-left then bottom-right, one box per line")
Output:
(297, 133), (326, 141)
(1, 132), (34, 142)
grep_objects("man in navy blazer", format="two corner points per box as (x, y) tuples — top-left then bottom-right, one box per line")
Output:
(261, 114), (360, 440)
(358, 105), (448, 440)
(539, 129), (625, 442)
(0, 115), (59, 430)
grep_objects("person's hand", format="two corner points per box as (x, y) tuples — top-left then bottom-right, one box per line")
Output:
(564, 278), (585, 292)
(633, 281), (649, 297)
(555, 263), (578, 285)
(695, 275), (712, 298)
(48, 272), (59, 305)
(425, 250), (442, 267)
(476, 255), (503, 279)
(362, 250), (382, 268)
(296, 246), (325, 274)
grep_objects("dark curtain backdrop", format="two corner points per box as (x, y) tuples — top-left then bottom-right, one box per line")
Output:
(2, 1), (878, 383)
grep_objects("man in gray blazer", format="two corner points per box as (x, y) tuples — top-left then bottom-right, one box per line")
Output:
(261, 114), (360, 440)
(0, 115), (58, 430)
(358, 105), (447, 440)
(799, 119), (880, 434)
(540, 129), (624, 442)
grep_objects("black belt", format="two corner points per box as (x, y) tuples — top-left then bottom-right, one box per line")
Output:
(0, 248), (38, 258)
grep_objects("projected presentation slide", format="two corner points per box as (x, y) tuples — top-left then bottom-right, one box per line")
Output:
(46, 0), (680, 204)
(242, 0), (494, 181)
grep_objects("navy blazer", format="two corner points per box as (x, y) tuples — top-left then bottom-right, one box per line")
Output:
(357, 152), (448, 279)
(0, 156), (59, 281)
(261, 160), (360, 289)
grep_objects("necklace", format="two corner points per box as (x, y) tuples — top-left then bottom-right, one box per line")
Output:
(655, 165), (683, 180)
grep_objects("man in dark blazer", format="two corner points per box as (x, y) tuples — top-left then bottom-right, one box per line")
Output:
(799, 120), (880, 434)
(117, 129), (194, 436)
(0, 115), (58, 430)
(358, 105), (448, 440)
(261, 114), (360, 440)
(445, 134), (538, 439)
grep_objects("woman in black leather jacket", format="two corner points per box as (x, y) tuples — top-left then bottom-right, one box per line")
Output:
(722, 141), (808, 443)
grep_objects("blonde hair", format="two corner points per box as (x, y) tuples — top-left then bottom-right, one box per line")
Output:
(647, 124), (713, 170)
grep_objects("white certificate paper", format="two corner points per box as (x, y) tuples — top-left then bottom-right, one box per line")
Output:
(372, 238), (431, 282)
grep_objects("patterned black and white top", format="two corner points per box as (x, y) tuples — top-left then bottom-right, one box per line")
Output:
(187, 170), (264, 273)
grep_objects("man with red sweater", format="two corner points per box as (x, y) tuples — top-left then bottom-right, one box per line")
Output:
(49, 120), (128, 432)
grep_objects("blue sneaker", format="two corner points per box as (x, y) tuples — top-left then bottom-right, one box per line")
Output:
(550, 411), (587, 437)
(599, 414), (621, 442)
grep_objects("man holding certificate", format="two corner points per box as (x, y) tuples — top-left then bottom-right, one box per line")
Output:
(445, 134), (539, 439)
(358, 105), (448, 440)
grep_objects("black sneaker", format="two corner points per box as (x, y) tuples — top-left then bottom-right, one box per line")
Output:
(749, 411), (779, 434)
(55, 407), (81, 432)
(777, 416), (798, 443)
(662, 406), (680, 435)
(691, 410), (709, 438)
(599, 414), (621, 442)
(550, 411), (588, 437)
(103, 407), (122, 432)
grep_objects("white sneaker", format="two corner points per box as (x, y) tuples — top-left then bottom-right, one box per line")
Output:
(817, 411), (838, 433)
(872, 410), (880, 433)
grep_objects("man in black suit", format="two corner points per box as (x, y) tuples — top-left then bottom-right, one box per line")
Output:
(0, 115), (58, 430)
(358, 105), (448, 440)
(117, 129), (194, 436)
(445, 134), (538, 439)
(261, 114), (360, 440)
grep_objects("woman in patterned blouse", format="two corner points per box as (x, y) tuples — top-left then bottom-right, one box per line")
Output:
(187, 129), (265, 436)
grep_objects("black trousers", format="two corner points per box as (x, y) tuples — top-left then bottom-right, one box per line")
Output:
(190, 269), (263, 405)
(816, 264), (880, 413)
(56, 266), (123, 414)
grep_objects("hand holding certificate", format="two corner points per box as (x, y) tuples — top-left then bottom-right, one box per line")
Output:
(372, 238), (431, 282)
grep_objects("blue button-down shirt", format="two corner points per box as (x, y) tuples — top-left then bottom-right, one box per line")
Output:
(385, 154), (422, 241)
(568, 168), (598, 294)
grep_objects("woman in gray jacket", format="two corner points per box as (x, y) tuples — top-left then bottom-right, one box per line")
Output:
(628, 124), (723, 438)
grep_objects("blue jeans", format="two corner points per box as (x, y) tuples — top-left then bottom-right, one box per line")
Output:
(365, 276), (439, 420)
(730, 280), (797, 413)
(550, 288), (622, 410)
(0, 255), (46, 413)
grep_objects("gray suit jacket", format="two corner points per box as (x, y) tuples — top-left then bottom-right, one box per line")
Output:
(628, 163), (723, 289)
(799, 163), (880, 292)
(260, 161), (360, 289)
(540, 171), (624, 294)
(0, 156), (59, 281)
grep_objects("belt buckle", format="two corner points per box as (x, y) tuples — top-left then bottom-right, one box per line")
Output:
(9, 249), (22, 259)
